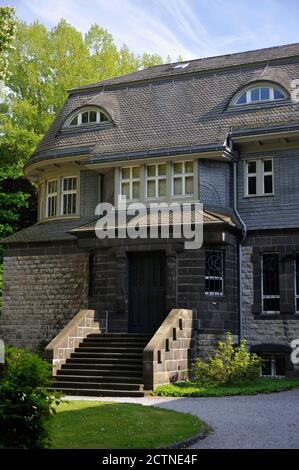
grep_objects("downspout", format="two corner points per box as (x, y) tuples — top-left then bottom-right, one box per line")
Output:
(233, 160), (247, 341)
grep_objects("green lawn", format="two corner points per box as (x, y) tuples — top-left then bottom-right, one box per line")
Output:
(48, 401), (206, 449)
(153, 378), (299, 397)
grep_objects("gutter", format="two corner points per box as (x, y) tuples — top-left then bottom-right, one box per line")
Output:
(233, 160), (247, 341)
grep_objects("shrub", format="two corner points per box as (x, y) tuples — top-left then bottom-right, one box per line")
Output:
(0, 346), (60, 448)
(192, 332), (261, 386)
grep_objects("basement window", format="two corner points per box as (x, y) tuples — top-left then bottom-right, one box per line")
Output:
(205, 251), (224, 296)
(260, 354), (285, 378)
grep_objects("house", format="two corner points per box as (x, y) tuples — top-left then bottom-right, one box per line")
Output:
(1, 43), (299, 395)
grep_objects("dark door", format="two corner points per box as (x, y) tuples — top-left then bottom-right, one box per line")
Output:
(128, 251), (166, 334)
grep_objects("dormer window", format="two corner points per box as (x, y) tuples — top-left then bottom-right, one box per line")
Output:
(232, 83), (288, 107)
(66, 107), (110, 128)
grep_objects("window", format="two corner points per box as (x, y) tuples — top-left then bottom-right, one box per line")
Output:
(67, 108), (110, 127)
(245, 158), (273, 196)
(120, 166), (140, 200)
(295, 254), (299, 313)
(262, 253), (280, 314)
(234, 84), (287, 106)
(261, 354), (285, 377)
(172, 161), (194, 196)
(205, 251), (224, 296)
(61, 176), (77, 215)
(46, 179), (58, 217)
(146, 164), (167, 198)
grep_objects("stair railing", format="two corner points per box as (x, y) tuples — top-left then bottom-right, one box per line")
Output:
(45, 309), (101, 375)
(143, 308), (194, 390)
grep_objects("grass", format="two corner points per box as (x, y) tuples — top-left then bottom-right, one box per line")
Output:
(153, 377), (299, 397)
(48, 401), (206, 449)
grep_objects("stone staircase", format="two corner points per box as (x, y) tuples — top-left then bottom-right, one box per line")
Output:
(50, 333), (150, 397)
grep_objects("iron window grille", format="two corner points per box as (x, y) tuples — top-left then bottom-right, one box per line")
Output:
(205, 251), (224, 296)
(261, 253), (280, 314)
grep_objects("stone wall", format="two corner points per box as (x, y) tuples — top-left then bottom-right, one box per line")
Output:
(0, 253), (89, 350)
(241, 244), (299, 348)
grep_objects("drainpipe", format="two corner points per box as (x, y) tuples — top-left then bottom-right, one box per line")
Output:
(233, 161), (247, 341)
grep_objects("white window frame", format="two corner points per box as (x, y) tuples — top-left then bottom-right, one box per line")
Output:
(172, 161), (194, 197)
(146, 163), (167, 198)
(245, 158), (274, 197)
(234, 85), (287, 106)
(46, 179), (58, 218)
(61, 176), (78, 215)
(120, 166), (141, 200)
(261, 253), (280, 315)
(66, 108), (110, 127)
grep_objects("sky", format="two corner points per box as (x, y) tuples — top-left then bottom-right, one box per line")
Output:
(2, 0), (299, 61)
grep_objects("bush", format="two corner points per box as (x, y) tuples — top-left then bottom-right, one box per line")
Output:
(0, 346), (60, 448)
(192, 332), (261, 386)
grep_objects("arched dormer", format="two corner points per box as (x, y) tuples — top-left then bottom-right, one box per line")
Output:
(229, 81), (289, 107)
(63, 106), (111, 128)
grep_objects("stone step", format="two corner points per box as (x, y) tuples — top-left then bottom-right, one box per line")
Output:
(77, 345), (145, 352)
(58, 367), (142, 376)
(52, 380), (143, 391)
(61, 362), (142, 370)
(65, 357), (142, 365)
(48, 387), (145, 397)
(71, 351), (143, 358)
(56, 374), (142, 383)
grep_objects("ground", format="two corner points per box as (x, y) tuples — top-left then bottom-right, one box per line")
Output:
(65, 388), (299, 449)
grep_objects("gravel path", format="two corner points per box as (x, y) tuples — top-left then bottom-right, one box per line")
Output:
(65, 389), (299, 449)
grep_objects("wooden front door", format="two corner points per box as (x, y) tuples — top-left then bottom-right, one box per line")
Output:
(128, 251), (166, 334)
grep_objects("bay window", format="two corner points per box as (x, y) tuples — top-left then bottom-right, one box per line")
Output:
(146, 164), (167, 198)
(172, 161), (194, 196)
(45, 175), (78, 218)
(61, 176), (77, 215)
(120, 166), (140, 200)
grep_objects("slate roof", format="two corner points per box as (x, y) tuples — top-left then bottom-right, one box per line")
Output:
(28, 43), (299, 166)
(1, 209), (240, 245)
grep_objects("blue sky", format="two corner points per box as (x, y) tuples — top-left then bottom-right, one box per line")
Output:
(2, 0), (299, 61)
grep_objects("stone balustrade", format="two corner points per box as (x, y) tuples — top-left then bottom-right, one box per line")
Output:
(45, 309), (101, 375)
(143, 308), (195, 390)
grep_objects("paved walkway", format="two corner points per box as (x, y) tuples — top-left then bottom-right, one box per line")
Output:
(65, 389), (299, 449)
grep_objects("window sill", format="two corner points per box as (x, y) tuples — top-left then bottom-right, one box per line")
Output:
(243, 193), (274, 199)
(254, 313), (299, 320)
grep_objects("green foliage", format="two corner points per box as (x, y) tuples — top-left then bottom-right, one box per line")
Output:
(0, 7), (16, 81)
(153, 378), (299, 397)
(192, 332), (262, 386)
(0, 346), (61, 448)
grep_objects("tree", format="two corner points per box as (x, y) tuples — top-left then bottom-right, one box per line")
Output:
(0, 6), (16, 81)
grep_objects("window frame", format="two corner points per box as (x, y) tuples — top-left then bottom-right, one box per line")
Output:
(120, 166), (141, 201)
(261, 253), (280, 315)
(172, 160), (194, 197)
(244, 158), (274, 197)
(46, 179), (58, 218)
(233, 84), (288, 107)
(61, 176), (78, 216)
(260, 353), (286, 378)
(146, 163), (167, 199)
(205, 250), (224, 296)
(65, 107), (110, 128)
